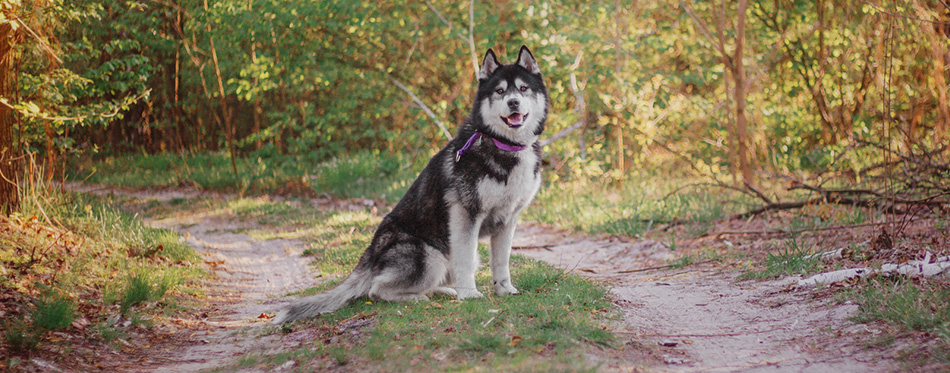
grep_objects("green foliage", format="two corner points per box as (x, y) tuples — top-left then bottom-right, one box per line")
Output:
(72, 150), (420, 202)
(847, 278), (950, 365)
(10, 0), (950, 189)
(32, 287), (77, 332)
(120, 272), (170, 315)
(3, 317), (42, 353)
(740, 236), (824, 280)
(851, 279), (950, 333)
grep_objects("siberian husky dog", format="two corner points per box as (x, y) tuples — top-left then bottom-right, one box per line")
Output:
(276, 45), (546, 323)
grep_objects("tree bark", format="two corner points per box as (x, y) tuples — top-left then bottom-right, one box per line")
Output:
(204, 0), (238, 176)
(0, 7), (21, 213)
(734, 0), (753, 185)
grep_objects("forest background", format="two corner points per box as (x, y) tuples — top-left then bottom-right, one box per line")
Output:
(1, 0), (946, 207)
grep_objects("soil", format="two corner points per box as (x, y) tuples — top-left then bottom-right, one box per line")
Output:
(52, 184), (913, 371)
(513, 223), (895, 371)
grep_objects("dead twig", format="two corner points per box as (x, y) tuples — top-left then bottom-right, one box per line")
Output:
(711, 217), (929, 239)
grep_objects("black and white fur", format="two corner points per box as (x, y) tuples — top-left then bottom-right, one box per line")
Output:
(275, 46), (546, 324)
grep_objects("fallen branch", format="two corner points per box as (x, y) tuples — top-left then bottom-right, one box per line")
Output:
(798, 253), (950, 287)
(731, 194), (905, 220)
(711, 217), (928, 239)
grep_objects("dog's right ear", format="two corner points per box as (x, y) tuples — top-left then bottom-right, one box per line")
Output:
(478, 49), (500, 81)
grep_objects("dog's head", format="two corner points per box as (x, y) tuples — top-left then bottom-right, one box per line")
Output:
(475, 46), (547, 145)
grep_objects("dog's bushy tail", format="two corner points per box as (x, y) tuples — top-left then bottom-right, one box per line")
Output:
(274, 269), (372, 324)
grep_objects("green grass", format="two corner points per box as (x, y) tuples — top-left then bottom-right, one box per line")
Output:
(1, 181), (205, 355)
(524, 176), (748, 238)
(32, 287), (77, 331)
(193, 196), (618, 371)
(3, 317), (41, 353)
(120, 272), (171, 315)
(70, 150), (421, 202)
(845, 277), (950, 366)
(269, 258), (615, 371)
(739, 236), (825, 280)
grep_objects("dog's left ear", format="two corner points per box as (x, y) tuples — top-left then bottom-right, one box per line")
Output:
(516, 45), (541, 75)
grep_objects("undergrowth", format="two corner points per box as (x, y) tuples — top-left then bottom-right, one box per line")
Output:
(0, 182), (203, 361)
(739, 236), (825, 280)
(71, 151), (421, 202)
(846, 277), (950, 367)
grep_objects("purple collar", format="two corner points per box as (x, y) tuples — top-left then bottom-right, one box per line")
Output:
(455, 132), (527, 162)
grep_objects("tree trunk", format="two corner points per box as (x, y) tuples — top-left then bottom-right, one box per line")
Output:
(0, 9), (21, 214)
(613, 0), (626, 187)
(204, 0), (238, 175)
(734, 0), (753, 185)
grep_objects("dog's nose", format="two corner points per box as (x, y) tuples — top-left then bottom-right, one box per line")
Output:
(507, 99), (520, 110)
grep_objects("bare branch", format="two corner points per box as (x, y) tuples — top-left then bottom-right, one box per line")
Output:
(386, 74), (453, 140)
(681, 1), (733, 70)
(425, 0), (479, 79)
(541, 52), (586, 148)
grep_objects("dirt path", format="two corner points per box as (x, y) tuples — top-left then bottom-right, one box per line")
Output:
(513, 223), (892, 372)
(71, 184), (893, 371)
(68, 184), (324, 371)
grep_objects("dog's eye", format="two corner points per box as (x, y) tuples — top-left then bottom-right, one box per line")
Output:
(495, 88), (505, 94)
(520, 86), (528, 92)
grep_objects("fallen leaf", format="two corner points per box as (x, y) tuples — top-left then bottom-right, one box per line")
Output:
(257, 313), (272, 319)
(509, 335), (523, 347)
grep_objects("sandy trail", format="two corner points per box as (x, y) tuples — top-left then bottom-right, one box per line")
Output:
(513, 223), (891, 372)
(68, 184), (322, 371)
(69, 184), (891, 371)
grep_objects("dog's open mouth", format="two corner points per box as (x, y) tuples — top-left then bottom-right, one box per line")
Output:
(502, 113), (527, 128)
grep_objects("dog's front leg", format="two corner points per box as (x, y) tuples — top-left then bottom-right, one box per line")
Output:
(490, 220), (520, 295)
(449, 204), (484, 299)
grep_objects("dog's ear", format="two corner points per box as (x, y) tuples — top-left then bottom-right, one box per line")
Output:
(516, 45), (541, 75)
(478, 49), (500, 80)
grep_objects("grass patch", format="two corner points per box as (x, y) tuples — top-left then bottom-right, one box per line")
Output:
(739, 236), (825, 280)
(70, 150), (421, 202)
(120, 273), (171, 315)
(274, 258), (615, 370)
(204, 196), (617, 371)
(1, 182), (204, 358)
(32, 287), (77, 331)
(846, 277), (950, 366)
(524, 176), (749, 237)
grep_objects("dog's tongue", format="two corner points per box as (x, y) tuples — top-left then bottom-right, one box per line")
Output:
(506, 113), (523, 127)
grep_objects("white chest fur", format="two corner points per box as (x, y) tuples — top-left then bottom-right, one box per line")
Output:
(475, 150), (541, 219)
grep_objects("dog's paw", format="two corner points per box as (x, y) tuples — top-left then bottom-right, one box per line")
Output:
(493, 280), (520, 296)
(455, 288), (485, 300)
(432, 287), (458, 297)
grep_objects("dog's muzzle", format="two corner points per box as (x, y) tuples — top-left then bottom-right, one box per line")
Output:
(502, 113), (526, 128)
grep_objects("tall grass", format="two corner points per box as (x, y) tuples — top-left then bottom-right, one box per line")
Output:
(1, 170), (204, 352)
(525, 176), (747, 237)
(70, 151), (422, 202)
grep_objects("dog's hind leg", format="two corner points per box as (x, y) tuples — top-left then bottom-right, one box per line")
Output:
(490, 220), (520, 296)
(369, 246), (449, 303)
